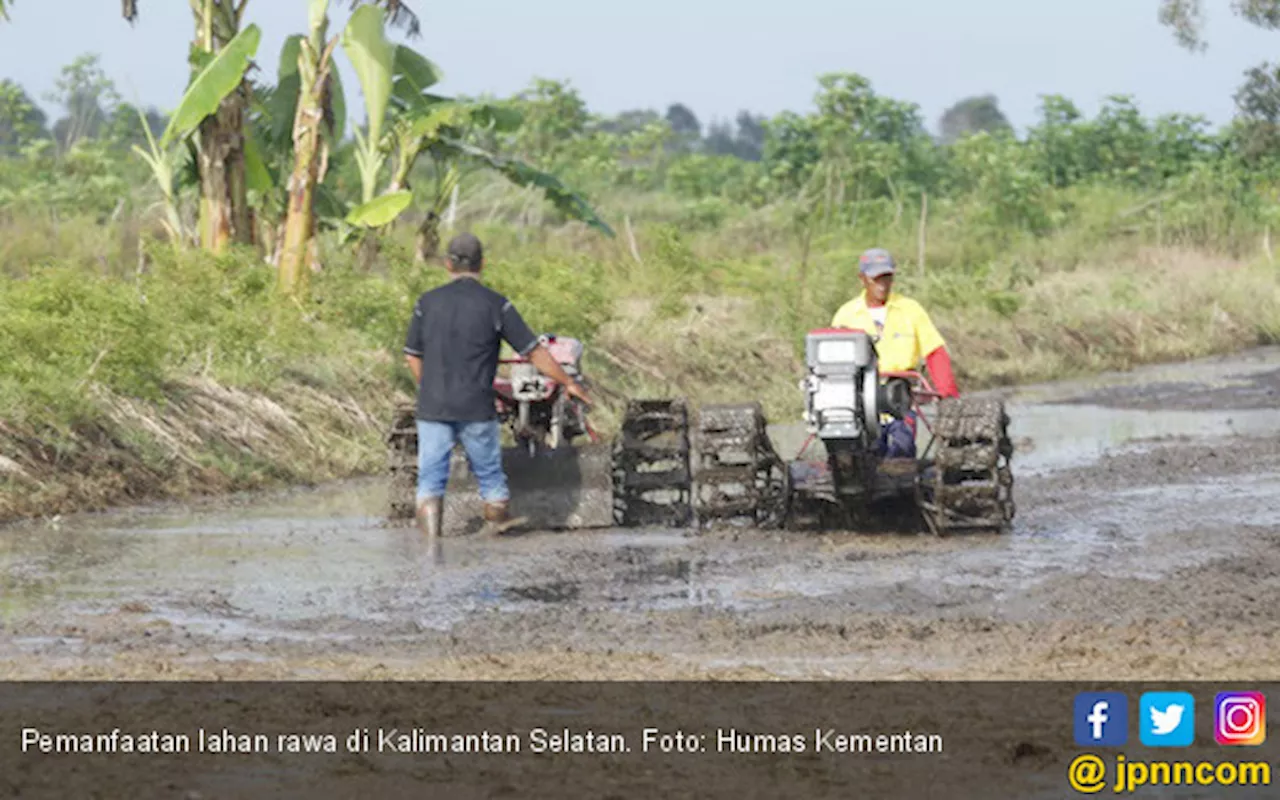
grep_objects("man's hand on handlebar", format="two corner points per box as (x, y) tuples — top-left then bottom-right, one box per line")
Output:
(527, 344), (593, 408)
(564, 381), (592, 408)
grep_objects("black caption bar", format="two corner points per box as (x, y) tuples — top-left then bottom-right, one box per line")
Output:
(1, 683), (1276, 798)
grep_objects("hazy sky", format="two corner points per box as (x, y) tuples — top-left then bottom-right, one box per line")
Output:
(0, 0), (1276, 135)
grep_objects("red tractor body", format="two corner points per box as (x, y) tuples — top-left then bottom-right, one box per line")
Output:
(493, 334), (596, 455)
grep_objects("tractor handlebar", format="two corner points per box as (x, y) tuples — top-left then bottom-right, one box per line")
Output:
(881, 370), (941, 402)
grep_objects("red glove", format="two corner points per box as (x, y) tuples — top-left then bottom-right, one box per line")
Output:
(924, 347), (959, 398)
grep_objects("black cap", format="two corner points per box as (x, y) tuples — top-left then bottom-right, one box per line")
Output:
(446, 233), (483, 268)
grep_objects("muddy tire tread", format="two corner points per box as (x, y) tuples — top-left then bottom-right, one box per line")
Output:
(919, 397), (1015, 536)
(693, 403), (788, 529)
(387, 401), (419, 521)
(612, 399), (694, 527)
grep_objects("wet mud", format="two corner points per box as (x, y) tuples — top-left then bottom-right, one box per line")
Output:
(3, 348), (1280, 680)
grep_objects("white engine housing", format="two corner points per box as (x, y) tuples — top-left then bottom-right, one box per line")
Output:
(510, 362), (547, 401)
(802, 329), (880, 442)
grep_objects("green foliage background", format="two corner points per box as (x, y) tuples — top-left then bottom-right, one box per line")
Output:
(4, 44), (1280, 517)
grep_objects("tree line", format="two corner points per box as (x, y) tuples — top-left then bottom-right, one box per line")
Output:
(3, 0), (1280, 294)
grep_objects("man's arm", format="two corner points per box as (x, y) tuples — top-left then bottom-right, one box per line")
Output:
(526, 346), (589, 404)
(924, 347), (959, 398)
(404, 298), (424, 388)
(405, 354), (423, 386)
(913, 303), (959, 398)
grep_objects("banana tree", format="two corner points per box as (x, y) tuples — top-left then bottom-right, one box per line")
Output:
(186, 0), (257, 252)
(129, 23), (263, 247)
(275, 1), (421, 296)
(176, 1), (416, 257)
(49, 0), (258, 252)
(340, 31), (440, 236)
(339, 19), (614, 259)
(1, 0), (277, 253)
(391, 99), (616, 261)
(340, 3), (415, 239)
(276, 0), (345, 296)
(388, 100), (616, 260)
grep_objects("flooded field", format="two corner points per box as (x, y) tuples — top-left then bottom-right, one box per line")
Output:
(3, 348), (1280, 680)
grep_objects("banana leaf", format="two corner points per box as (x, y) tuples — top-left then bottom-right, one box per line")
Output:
(162, 24), (262, 149)
(346, 190), (413, 227)
(446, 140), (615, 237)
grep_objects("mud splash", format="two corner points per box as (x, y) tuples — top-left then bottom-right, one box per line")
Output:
(3, 347), (1280, 680)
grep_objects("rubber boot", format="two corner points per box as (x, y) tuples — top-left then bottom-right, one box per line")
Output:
(482, 500), (528, 536)
(416, 497), (444, 538)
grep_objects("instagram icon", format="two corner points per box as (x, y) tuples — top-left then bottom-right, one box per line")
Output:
(1215, 692), (1266, 746)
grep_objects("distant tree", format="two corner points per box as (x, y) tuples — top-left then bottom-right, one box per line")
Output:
(597, 108), (661, 135)
(703, 118), (735, 156)
(1025, 94), (1089, 187)
(46, 54), (120, 152)
(1159, 0), (1280, 50)
(508, 78), (592, 165)
(0, 79), (48, 154)
(1159, 1), (1280, 159)
(702, 111), (766, 161)
(938, 94), (1012, 144)
(1233, 62), (1280, 160)
(101, 104), (167, 152)
(665, 103), (700, 137)
(733, 111), (766, 161)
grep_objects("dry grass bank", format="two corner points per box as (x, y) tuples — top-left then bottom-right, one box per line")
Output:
(0, 371), (399, 524)
(581, 246), (1280, 426)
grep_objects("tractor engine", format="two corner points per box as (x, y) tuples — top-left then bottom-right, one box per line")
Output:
(801, 328), (914, 498)
(802, 328), (882, 447)
(502, 334), (589, 454)
(509, 335), (585, 404)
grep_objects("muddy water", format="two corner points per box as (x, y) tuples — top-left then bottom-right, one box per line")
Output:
(4, 347), (1280, 680)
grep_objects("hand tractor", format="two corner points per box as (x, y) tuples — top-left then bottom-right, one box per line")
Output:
(388, 328), (1015, 536)
(387, 332), (613, 530)
(493, 334), (597, 456)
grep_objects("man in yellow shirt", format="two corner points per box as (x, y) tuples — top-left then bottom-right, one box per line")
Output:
(829, 248), (959, 458)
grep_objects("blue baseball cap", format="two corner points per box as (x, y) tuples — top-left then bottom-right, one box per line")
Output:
(859, 248), (896, 278)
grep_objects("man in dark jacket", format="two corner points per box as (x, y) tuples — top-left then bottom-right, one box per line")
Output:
(403, 233), (591, 537)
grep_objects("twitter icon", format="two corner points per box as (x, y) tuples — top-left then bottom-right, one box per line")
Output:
(1140, 692), (1195, 746)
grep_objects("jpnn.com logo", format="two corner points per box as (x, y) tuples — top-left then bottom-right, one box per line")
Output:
(1075, 692), (1128, 746)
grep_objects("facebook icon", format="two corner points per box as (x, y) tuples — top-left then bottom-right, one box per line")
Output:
(1074, 692), (1128, 746)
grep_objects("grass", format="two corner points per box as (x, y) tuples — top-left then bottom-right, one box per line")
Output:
(2, 179), (1279, 523)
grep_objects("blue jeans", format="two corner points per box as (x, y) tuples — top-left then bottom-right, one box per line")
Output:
(416, 419), (509, 503)
(876, 412), (918, 459)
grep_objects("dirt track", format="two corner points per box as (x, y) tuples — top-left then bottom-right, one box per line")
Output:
(3, 348), (1280, 680)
